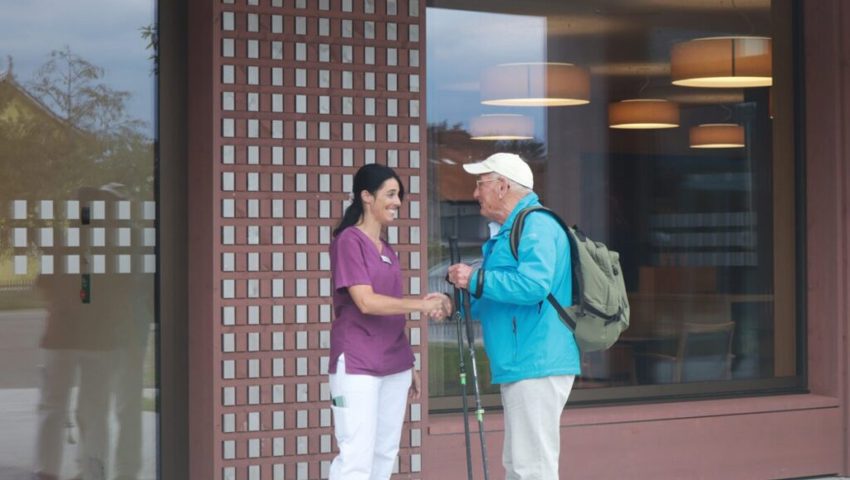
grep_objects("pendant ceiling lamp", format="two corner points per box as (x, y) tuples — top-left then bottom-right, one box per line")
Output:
(469, 114), (534, 140)
(671, 36), (772, 88)
(689, 123), (745, 148)
(480, 62), (590, 107)
(608, 99), (679, 129)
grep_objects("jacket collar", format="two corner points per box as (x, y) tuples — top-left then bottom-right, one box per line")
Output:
(494, 192), (540, 237)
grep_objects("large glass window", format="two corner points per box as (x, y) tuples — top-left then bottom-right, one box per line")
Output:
(0, 2), (158, 477)
(427, 0), (801, 409)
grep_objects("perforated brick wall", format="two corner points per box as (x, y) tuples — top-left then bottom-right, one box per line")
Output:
(211, 0), (427, 478)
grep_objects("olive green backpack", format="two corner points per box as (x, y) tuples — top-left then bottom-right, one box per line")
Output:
(510, 206), (630, 352)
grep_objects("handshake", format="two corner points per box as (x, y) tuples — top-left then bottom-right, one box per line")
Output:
(419, 261), (475, 320)
(421, 292), (453, 320)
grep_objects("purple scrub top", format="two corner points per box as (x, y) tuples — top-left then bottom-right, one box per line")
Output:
(329, 226), (414, 376)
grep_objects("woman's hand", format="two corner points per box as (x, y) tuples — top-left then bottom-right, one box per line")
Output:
(423, 292), (454, 320)
(409, 370), (421, 400)
(420, 293), (444, 320)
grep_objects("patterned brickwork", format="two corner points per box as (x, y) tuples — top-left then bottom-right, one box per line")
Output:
(213, 0), (426, 478)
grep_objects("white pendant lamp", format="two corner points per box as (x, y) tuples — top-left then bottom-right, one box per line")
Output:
(689, 123), (745, 148)
(608, 99), (679, 129)
(671, 36), (772, 88)
(480, 62), (590, 107)
(469, 114), (534, 140)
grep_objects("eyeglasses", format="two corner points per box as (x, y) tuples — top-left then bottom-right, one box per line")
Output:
(475, 178), (501, 187)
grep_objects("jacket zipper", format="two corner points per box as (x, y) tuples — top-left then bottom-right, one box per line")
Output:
(512, 317), (518, 359)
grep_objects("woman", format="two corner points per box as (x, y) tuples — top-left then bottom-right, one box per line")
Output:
(329, 163), (451, 479)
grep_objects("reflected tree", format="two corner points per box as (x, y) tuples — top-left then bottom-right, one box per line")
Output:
(140, 24), (159, 76)
(493, 139), (546, 163)
(0, 46), (153, 204)
(28, 46), (141, 135)
(427, 120), (547, 164)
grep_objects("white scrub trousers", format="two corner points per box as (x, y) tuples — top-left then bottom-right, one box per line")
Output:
(328, 354), (412, 480)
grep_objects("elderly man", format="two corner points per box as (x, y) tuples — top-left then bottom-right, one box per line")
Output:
(447, 152), (580, 480)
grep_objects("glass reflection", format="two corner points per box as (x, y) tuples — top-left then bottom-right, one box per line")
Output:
(427, 9), (550, 399)
(0, 1), (156, 478)
(427, 1), (796, 405)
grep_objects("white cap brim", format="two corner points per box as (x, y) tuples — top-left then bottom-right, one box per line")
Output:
(462, 162), (493, 175)
(461, 152), (534, 189)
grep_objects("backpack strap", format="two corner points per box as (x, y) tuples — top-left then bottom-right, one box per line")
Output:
(546, 292), (576, 331)
(509, 206), (569, 257)
(509, 206), (577, 331)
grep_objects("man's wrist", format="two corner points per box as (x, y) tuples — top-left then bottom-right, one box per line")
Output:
(472, 268), (485, 298)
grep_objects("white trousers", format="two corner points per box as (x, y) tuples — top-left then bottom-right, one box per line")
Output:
(328, 355), (412, 480)
(111, 339), (148, 480)
(501, 375), (575, 480)
(35, 349), (112, 479)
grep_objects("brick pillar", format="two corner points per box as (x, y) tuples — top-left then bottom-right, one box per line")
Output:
(189, 0), (428, 478)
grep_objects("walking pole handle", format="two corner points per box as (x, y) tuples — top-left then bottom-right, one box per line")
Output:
(448, 237), (463, 307)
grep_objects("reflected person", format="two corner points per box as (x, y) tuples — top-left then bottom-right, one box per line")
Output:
(34, 184), (151, 480)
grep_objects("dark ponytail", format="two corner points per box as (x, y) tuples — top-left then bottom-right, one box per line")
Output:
(333, 163), (405, 237)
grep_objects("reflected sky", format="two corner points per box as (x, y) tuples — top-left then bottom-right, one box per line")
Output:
(0, 0), (155, 131)
(426, 8), (548, 139)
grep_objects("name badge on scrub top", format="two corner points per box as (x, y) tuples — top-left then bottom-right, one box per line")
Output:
(380, 254), (393, 264)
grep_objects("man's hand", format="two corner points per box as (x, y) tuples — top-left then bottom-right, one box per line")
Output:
(439, 293), (453, 317)
(447, 263), (474, 290)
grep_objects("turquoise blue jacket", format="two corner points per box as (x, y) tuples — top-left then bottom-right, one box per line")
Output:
(469, 193), (581, 384)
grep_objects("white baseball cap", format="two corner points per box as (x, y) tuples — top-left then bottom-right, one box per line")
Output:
(462, 152), (534, 189)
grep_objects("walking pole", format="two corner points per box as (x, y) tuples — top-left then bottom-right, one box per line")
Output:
(449, 236), (474, 480)
(449, 237), (491, 480)
(461, 270), (491, 480)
